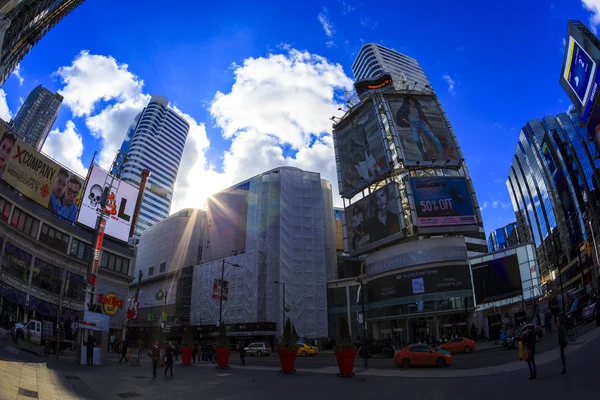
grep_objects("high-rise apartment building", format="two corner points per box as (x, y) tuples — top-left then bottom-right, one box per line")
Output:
(506, 112), (600, 291)
(488, 222), (521, 252)
(352, 43), (431, 91)
(0, 0), (85, 86)
(118, 95), (190, 237)
(13, 84), (62, 149)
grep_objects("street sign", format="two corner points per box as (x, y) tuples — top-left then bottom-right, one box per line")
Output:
(155, 290), (164, 301)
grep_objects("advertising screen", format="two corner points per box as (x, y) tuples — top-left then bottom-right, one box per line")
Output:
(333, 99), (390, 198)
(408, 176), (477, 230)
(384, 93), (459, 166)
(344, 182), (403, 255)
(0, 132), (84, 222)
(367, 264), (472, 303)
(471, 254), (522, 304)
(202, 181), (250, 262)
(77, 165), (139, 242)
(559, 21), (600, 124)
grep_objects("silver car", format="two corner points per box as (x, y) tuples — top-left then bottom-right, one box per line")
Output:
(582, 299), (598, 321)
(244, 342), (271, 357)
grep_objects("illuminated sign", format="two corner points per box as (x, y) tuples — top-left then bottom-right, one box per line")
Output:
(98, 292), (124, 316)
(354, 72), (394, 95)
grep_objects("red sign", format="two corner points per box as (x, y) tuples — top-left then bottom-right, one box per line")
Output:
(98, 293), (124, 316)
(91, 218), (107, 275)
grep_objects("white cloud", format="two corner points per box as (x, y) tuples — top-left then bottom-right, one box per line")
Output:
(442, 74), (456, 95)
(0, 89), (11, 121)
(11, 64), (23, 86)
(339, 0), (355, 14)
(492, 200), (499, 208)
(55, 50), (144, 117)
(318, 8), (335, 37)
(582, 0), (600, 33)
(481, 201), (488, 210)
(326, 40), (336, 48)
(209, 47), (353, 207)
(360, 17), (378, 30)
(456, 46), (465, 52)
(42, 121), (86, 176)
(501, 202), (511, 209)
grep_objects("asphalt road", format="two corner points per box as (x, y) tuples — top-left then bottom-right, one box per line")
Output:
(2, 323), (599, 400)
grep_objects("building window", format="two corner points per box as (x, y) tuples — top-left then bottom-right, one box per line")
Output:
(159, 262), (166, 273)
(65, 271), (86, 301)
(100, 251), (131, 275)
(10, 208), (39, 238)
(2, 242), (32, 282)
(39, 224), (70, 253)
(149, 267), (154, 276)
(31, 258), (63, 295)
(0, 198), (11, 222)
(70, 238), (91, 261)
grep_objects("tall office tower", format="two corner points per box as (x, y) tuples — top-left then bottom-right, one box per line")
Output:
(14, 84), (62, 149)
(488, 221), (521, 252)
(0, 0), (85, 86)
(118, 95), (190, 237)
(350, 43), (488, 257)
(352, 43), (431, 91)
(506, 113), (600, 292)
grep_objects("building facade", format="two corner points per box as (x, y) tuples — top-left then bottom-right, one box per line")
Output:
(190, 167), (334, 346)
(127, 208), (205, 340)
(505, 113), (600, 298)
(117, 95), (190, 237)
(488, 222), (521, 252)
(0, 180), (134, 338)
(0, 0), (84, 86)
(12, 84), (62, 149)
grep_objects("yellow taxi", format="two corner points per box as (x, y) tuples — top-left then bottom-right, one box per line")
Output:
(296, 342), (319, 356)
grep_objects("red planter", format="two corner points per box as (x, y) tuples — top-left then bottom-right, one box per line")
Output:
(277, 350), (297, 373)
(215, 348), (231, 368)
(335, 349), (357, 377)
(181, 347), (193, 366)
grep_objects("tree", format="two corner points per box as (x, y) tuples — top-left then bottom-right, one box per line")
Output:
(335, 315), (354, 350)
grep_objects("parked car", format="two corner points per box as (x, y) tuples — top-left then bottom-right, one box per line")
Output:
(567, 293), (594, 324)
(394, 344), (452, 368)
(295, 342), (318, 356)
(502, 324), (543, 349)
(244, 342), (271, 357)
(582, 298), (599, 322)
(438, 337), (476, 354)
(355, 339), (396, 358)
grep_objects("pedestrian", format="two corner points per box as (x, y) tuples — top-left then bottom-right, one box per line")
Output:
(558, 318), (567, 374)
(517, 337), (523, 361)
(192, 341), (198, 364)
(84, 334), (95, 366)
(480, 327), (485, 342)
(174, 342), (180, 361)
(165, 342), (174, 377)
(110, 333), (115, 353)
(240, 342), (246, 366)
(119, 338), (128, 363)
(545, 311), (552, 333)
(524, 325), (537, 380)
(209, 343), (215, 363)
(138, 340), (144, 358)
(148, 340), (159, 378)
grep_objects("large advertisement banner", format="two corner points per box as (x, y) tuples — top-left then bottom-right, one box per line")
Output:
(409, 176), (477, 228)
(77, 165), (139, 242)
(471, 254), (522, 304)
(345, 182), (403, 255)
(0, 133), (84, 222)
(367, 264), (472, 303)
(333, 99), (390, 198)
(385, 93), (459, 166)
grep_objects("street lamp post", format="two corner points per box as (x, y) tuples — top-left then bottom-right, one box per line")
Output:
(274, 281), (285, 332)
(219, 260), (241, 327)
(355, 278), (366, 344)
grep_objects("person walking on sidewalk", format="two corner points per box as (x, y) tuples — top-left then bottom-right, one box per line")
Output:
(239, 342), (246, 366)
(165, 342), (174, 377)
(119, 338), (128, 363)
(138, 340), (144, 358)
(558, 317), (568, 374)
(192, 341), (198, 364)
(149, 340), (159, 378)
(524, 325), (537, 380)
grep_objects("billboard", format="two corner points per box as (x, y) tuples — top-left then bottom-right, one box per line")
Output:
(212, 279), (229, 301)
(560, 21), (600, 123)
(345, 182), (403, 255)
(471, 254), (522, 304)
(367, 264), (472, 304)
(408, 176), (477, 233)
(333, 99), (390, 198)
(0, 133), (84, 222)
(385, 93), (459, 166)
(77, 165), (139, 242)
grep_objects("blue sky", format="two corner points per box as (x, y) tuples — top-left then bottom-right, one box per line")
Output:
(1, 0), (599, 237)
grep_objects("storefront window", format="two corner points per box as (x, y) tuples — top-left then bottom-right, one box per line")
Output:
(39, 224), (70, 253)
(10, 208), (39, 238)
(70, 238), (91, 261)
(368, 291), (474, 319)
(0, 198), (11, 222)
(31, 258), (63, 295)
(65, 271), (85, 301)
(2, 242), (32, 282)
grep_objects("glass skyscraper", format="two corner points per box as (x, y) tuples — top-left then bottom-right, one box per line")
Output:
(488, 222), (521, 252)
(12, 84), (62, 149)
(506, 112), (600, 290)
(117, 95), (190, 237)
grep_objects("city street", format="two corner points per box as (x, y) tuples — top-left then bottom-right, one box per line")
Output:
(1, 323), (599, 399)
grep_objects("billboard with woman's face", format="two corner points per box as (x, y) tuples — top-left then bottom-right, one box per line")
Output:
(333, 100), (391, 198)
(385, 93), (459, 167)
